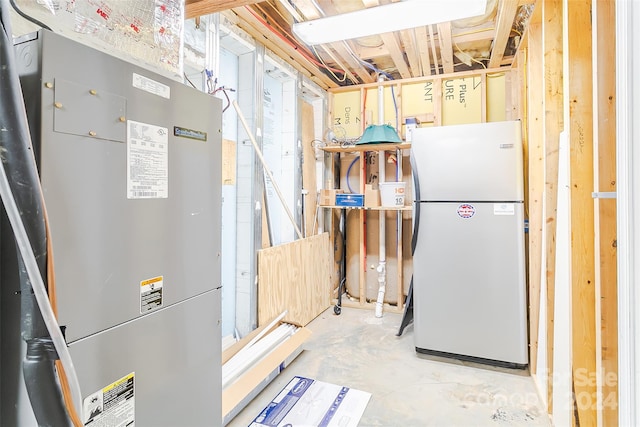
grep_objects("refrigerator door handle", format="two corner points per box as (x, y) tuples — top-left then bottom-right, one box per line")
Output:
(410, 150), (420, 255)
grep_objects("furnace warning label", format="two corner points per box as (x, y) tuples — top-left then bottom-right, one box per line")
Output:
(140, 276), (163, 313)
(83, 372), (135, 427)
(127, 120), (168, 199)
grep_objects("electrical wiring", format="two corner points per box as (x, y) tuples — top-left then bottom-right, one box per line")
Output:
(212, 86), (230, 111)
(311, 44), (347, 83)
(345, 156), (360, 194)
(453, 39), (487, 69)
(9, 0), (51, 30)
(244, 6), (346, 76)
(183, 72), (198, 89)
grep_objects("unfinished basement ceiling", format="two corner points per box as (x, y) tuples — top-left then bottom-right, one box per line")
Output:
(185, 0), (535, 89)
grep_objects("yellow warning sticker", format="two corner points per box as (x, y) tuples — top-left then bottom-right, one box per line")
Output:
(140, 276), (163, 313)
(83, 372), (135, 426)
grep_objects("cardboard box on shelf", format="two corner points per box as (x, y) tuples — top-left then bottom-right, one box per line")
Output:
(319, 189), (343, 206)
(364, 184), (380, 208)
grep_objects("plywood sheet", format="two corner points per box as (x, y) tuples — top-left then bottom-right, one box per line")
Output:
(258, 233), (332, 326)
(301, 101), (317, 237)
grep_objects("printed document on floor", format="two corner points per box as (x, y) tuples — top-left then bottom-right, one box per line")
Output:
(250, 376), (371, 427)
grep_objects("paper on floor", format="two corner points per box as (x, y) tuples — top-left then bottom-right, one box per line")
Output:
(250, 376), (371, 427)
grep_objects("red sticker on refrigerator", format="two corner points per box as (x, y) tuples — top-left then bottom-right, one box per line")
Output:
(457, 203), (476, 218)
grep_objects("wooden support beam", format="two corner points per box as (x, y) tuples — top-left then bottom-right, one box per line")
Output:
(594, 0), (618, 424)
(307, 1), (376, 83)
(526, 2), (543, 376)
(399, 28), (421, 78)
(225, 8), (337, 89)
(301, 101), (318, 238)
(274, 0), (304, 22)
(186, 0), (261, 19)
(567, 1), (596, 425)
(543, 0), (564, 413)
(328, 43), (376, 84)
(415, 26), (432, 76)
(379, 32), (412, 79)
(315, 45), (360, 85)
(488, 0), (520, 68)
(360, 0), (411, 79)
(437, 22), (454, 74)
(429, 25), (440, 75)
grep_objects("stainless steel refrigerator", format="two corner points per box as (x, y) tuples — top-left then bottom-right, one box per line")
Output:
(411, 120), (528, 368)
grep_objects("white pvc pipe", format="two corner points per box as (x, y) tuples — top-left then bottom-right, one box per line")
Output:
(375, 75), (387, 318)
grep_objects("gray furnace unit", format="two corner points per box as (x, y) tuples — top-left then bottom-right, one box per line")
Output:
(2, 30), (222, 426)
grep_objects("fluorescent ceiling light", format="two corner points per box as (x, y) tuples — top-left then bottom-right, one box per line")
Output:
(292, 0), (488, 45)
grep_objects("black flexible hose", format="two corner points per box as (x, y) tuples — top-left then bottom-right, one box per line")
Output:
(1, 3), (71, 425)
(9, 0), (51, 31)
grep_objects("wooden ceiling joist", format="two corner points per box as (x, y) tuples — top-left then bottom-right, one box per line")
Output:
(316, 45), (360, 85)
(437, 22), (454, 74)
(488, 0), (520, 68)
(227, 7), (337, 89)
(328, 43), (376, 83)
(428, 25), (440, 75)
(379, 32), (412, 79)
(399, 28), (421, 78)
(297, 0), (375, 84)
(415, 26), (432, 76)
(186, 0), (262, 19)
(360, 0), (411, 79)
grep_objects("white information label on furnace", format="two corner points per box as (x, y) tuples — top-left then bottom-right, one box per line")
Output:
(140, 276), (163, 313)
(83, 372), (135, 427)
(132, 73), (170, 99)
(494, 203), (516, 215)
(127, 121), (168, 199)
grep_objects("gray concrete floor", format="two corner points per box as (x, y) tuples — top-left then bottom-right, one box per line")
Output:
(227, 306), (552, 427)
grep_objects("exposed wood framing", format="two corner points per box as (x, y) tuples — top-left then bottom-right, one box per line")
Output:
(379, 32), (412, 79)
(399, 29), (421, 78)
(525, 2), (544, 376)
(185, 0), (261, 18)
(543, 0), (563, 412)
(595, 0), (618, 425)
(567, 1), (596, 425)
(225, 7), (337, 89)
(437, 22), (454, 74)
(316, 45), (360, 85)
(301, 101), (318, 237)
(415, 26), (432, 76)
(274, 0), (304, 22)
(428, 25), (440, 75)
(488, 0), (520, 68)
(305, 0), (376, 83)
